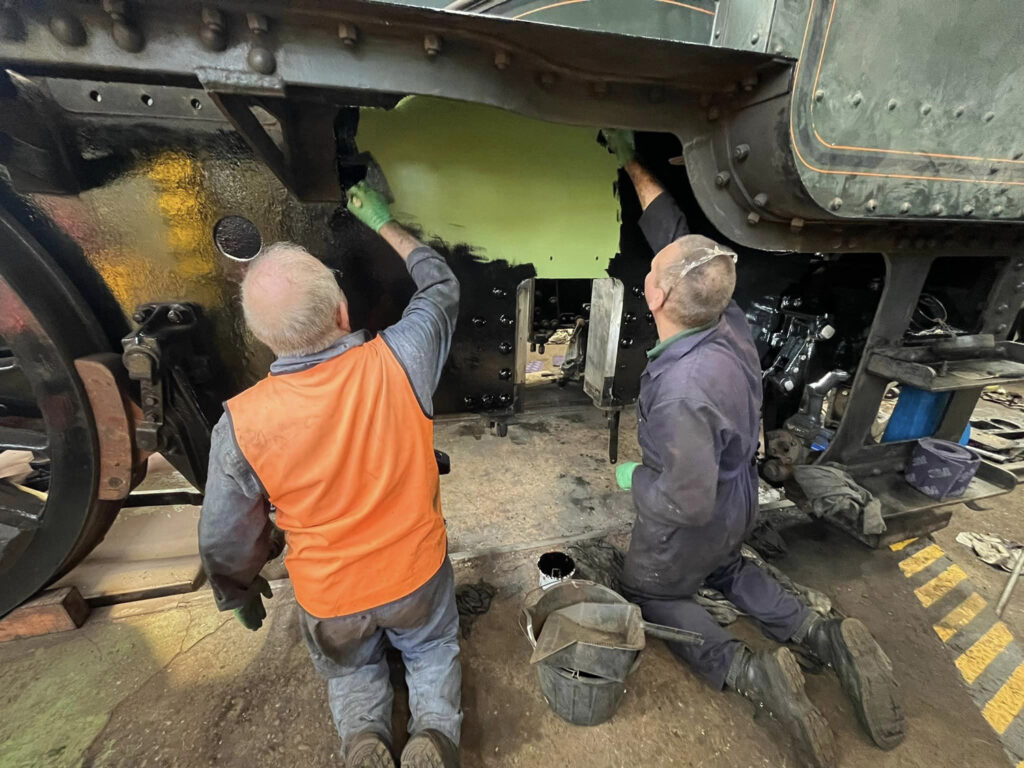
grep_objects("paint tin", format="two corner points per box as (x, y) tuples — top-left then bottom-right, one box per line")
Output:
(538, 551), (576, 589)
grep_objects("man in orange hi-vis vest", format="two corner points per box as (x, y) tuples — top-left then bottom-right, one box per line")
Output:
(198, 181), (461, 768)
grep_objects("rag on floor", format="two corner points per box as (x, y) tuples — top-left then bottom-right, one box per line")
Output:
(792, 462), (886, 536)
(956, 531), (1024, 572)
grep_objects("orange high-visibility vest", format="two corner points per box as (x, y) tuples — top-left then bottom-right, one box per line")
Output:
(226, 336), (447, 618)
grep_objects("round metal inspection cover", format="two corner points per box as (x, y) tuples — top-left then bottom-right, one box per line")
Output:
(213, 215), (262, 262)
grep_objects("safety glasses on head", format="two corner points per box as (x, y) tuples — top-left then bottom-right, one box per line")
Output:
(680, 246), (738, 278)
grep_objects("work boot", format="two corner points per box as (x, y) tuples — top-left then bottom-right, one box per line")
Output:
(401, 729), (460, 768)
(344, 731), (395, 768)
(802, 617), (906, 750)
(729, 646), (836, 768)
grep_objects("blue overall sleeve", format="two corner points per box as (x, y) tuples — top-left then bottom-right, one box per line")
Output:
(380, 245), (460, 416)
(198, 412), (272, 611)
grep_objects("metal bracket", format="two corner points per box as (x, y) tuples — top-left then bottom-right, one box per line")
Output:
(121, 302), (212, 489)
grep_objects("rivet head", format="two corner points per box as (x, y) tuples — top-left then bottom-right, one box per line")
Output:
(200, 11), (228, 51)
(111, 22), (145, 52)
(899, 202), (911, 214)
(963, 203), (975, 215)
(424, 33), (442, 57)
(747, 212), (760, 225)
(49, 11), (86, 46)
(993, 205), (1005, 216)
(790, 217), (805, 233)
(814, 89), (825, 103)
(0, 7), (24, 41)
(338, 22), (360, 47)
(887, 98), (898, 111)
(829, 197), (843, 211)
(733, 144), (750, 161)
(931, 204), (944, 216)
(494, 49), (511, 70)
(997, 303), (1010, 314)
(754, 193), (769, 207)
(1015, 259), (1024, 271)
(865, 199), (878, 212)
(750, 32), (760, 44)
(498, 368), (512, 380)
(498, 342), (512, 354)
(997, 323), (1009, 333)
(921, 103), (932, 115)
(984, 111), (996, 123)
(247, 13), (269, 35)
(714, 171), (731, 188)
(1016, 282), (1024, 292)
(954, 105), (965, 117)
(248, 45), (276, 74)
(851, 92), (863, 106)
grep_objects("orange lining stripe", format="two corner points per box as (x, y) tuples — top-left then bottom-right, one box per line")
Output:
(514, 0), (713, 20)
(804, 0), (1020, 167)
(512, 0), (589, 20)
(789, 0), (1024, 185)
(809, 0), (839, 103)
(657, 0), (715, 16)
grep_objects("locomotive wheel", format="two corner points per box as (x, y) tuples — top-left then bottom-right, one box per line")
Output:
(0, 209), (121, 617)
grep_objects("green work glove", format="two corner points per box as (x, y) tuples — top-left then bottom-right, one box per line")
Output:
(616, 461), (640, 491)
(602, 128), (636, 166)
(347, 180), (394, 232)
(233, 575), (273, 631)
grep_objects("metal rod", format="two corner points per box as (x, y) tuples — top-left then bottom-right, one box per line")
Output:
(996, 549), (1024, 617)
(122, 489), (204, 507)
(608, 409), (620, 464)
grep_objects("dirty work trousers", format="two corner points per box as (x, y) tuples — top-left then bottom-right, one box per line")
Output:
(298, 558), (462, 751)
(628, 551), (811, 690)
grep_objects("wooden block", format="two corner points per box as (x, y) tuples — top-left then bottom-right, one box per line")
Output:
(0, 587), (90, 642)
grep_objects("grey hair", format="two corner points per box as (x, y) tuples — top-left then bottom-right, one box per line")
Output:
(658, 234), (737, 328)
(240, 241), (347, 357)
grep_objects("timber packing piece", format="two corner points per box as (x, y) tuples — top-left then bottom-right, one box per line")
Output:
(0, 587), (90, 643)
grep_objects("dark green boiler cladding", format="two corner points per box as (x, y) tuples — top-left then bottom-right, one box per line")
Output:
(0, 0), (1021, 622)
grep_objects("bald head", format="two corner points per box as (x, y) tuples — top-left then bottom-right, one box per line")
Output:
(649, 234), (737, 329)
(241, 242), (349, 357)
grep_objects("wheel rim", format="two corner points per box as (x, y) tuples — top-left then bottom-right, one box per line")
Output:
(0, 210), (118, 616)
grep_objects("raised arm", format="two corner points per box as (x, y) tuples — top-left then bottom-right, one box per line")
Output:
(603, 129), (690, 253)
(347, 182), (460, 417)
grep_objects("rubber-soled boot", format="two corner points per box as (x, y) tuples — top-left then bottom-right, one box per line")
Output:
(803, 617), (906, 750)
(401, 729), (460, 768)
(731, 647), (836, 768)
(345, 731), (396, 768)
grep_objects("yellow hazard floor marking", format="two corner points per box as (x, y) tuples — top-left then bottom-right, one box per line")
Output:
(934, 593), (987, 642)
(889, 537), (918, 552)
(915, 564), (968, 608)
(898, 543), (944, 577)
(983, 661), (1024, 735)
(957, 622), (1013, 684)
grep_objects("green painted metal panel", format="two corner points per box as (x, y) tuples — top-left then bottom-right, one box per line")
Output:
(790, 0), (1024, 222)
(358, 96), (622, 278)
(376, 0), (716, 44)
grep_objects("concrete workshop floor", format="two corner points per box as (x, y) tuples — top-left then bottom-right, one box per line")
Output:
(1, 404), (1022, 768)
